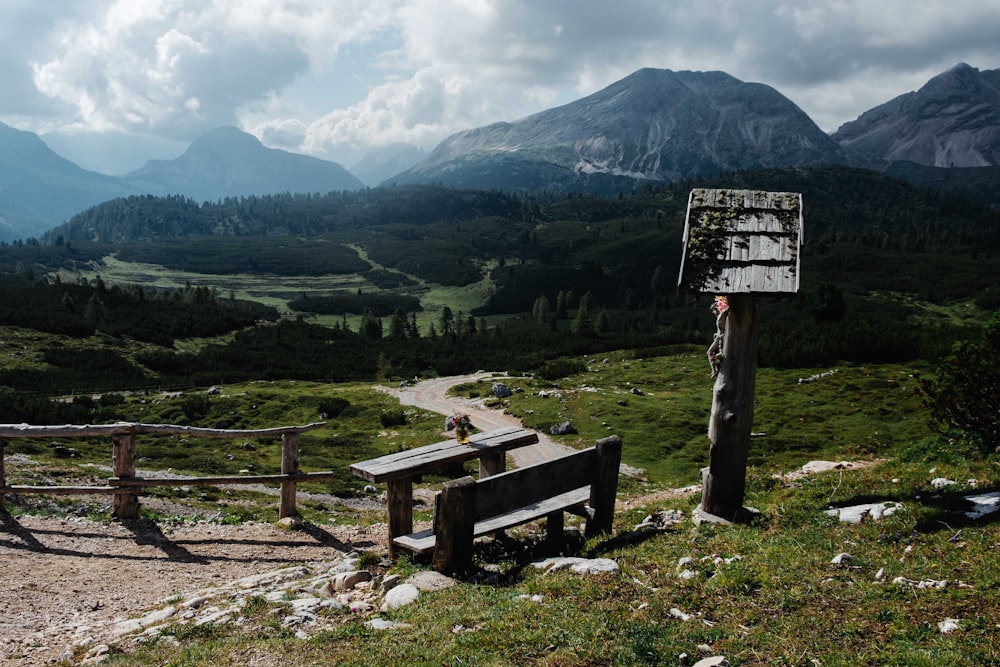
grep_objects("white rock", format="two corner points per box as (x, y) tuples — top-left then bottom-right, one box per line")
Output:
(825, 502), (902, 523)
(669, 607), (692, 621)
(532, 557), (620, 574)
(692, 657), (730, 667)
(407, 570), (457, 591)
(333, 570), (372, 592)
(381, 583), (420, 610)
(831, 552), (852, 566)
(938, 618), (960, 634)
(965, 491), (1000, 520)
(366, 617), (410, 630)
(931, 477), (956, 489)
(678, 569), (697, 580)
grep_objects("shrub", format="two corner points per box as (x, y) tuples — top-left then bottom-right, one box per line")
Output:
(536, 358), (587, 381)
(918, 311), (1000, 451)
(378, 409), (407, 428)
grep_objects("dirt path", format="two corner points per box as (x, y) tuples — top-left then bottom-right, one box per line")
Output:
(377, 373), (574, 467)
(0, 513), (384, 664)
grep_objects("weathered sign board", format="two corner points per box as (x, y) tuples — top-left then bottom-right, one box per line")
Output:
(677, 188), (803, 522)
(677, 188), (802, 295)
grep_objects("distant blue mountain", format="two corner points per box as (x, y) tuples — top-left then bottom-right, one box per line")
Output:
(0, 125), (364, 242)
(122, 126), (363, 201)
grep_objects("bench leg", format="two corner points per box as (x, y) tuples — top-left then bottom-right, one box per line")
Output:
(479, 451), (505, 477)
(387, 478), (413, 559)
(433, 476), (476, 574)
(545, 511), (565, 553)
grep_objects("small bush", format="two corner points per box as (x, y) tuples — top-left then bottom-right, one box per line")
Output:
(536, 357), (587, 381)
(379, 409), (407, 428)
(317, 397), (351, 419)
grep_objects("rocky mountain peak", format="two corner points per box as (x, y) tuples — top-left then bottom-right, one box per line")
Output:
(833, 63), (1000, 168)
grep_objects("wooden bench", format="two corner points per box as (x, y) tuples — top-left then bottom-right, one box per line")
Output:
(349, 427), (539, 556)
(394, 434), (622, 573)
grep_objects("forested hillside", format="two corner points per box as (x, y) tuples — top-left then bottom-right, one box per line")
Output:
(1, 166), (997, 412)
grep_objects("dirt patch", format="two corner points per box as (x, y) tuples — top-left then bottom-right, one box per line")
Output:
(0, 512), (384, 664)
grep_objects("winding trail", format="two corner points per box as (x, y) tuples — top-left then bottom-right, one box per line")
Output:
(376, 373), (573, 467)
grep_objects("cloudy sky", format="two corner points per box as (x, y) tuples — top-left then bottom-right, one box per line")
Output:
(3, 0), (999, 175)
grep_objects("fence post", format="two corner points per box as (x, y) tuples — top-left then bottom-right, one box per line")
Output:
(1, 438), (7, 512)
(587, 434), (622, 537)
(432, 475), (476, 574)
(279, 432), (299, 519)
(112, 433), (139, 519)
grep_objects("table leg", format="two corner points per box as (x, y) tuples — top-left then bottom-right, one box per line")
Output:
(386, 477), (413, 558)
(479, 452), (505, 477)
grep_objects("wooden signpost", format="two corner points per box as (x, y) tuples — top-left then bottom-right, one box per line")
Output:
(678, 188), (803, 521)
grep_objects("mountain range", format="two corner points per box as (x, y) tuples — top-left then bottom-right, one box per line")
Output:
(1, 63), (998, 242)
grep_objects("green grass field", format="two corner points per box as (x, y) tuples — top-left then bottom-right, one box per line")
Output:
(3, 349), (997, 666)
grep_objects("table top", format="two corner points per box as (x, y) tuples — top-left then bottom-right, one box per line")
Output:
(349, 426), (539, 483)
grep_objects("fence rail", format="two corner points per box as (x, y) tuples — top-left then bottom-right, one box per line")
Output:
(0, 421), (328, 519)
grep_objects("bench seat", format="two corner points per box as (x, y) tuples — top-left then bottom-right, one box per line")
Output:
(393, 487), (593, 554)
(392, 435), (621, 572)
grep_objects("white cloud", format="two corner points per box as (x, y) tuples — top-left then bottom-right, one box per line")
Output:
(3, 0), (1000, 171)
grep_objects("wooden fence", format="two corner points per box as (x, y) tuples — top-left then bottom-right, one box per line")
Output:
(0, 421), (329, 519)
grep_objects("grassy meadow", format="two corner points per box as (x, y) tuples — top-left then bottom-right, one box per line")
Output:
(3, 347), (998, 666)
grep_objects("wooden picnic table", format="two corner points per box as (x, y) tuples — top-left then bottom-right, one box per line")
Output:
(349, 426), (539, 556)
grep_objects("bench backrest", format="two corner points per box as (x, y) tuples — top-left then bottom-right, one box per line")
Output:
(472, 447), (597, 521)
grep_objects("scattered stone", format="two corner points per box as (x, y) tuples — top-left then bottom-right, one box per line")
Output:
(629, 387), (644, 396)
(333, 570), (372, 592)
(938, 618), (961, 634)
(825, 501), (902, 524)
(365, 617), (410, 630)
(380, 574), (403, 592)
(931, 477), (956, 489)
(491, 382), (513, 398)
(692, 657), (731, 667)
(277, 516), (301, 528)
(51, 444), (81, 458)
(669, 607), (692, 621)
(634, 509), (684, 531)
(797, 369), (838, 384)
(549, 421), (577, 435)
(892, 577), (970, 589)
(964, 491), (1000, 520)
(830, 552), (852, 566)
(407, 570), (457, 591)
(381, 583), (420, 610)
(532, 557), (620, 575)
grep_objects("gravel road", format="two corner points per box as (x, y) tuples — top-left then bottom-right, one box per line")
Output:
(376, 373), (573, 467)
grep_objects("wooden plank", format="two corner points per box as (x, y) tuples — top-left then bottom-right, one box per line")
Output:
(350, 427), (538, 482)
(0, 421), (326, 439)
(473, 448), (595, 521)
(1, 485), (115, 495)
(473, 488), (590, 535)
(393, 528), (436, 554)
(107, 471), (340, 487)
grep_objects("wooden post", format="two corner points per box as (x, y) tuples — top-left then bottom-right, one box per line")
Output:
(112, 433), (139, 519)
(478, 451), (505, 477)
(386, 478), (413, 558)
(1, 438), (7, 512)
(701, 295), (759, 520)
(279, 432), (299, 519)
(432, 475), (476, 574)
(587, 434), (622, 537)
